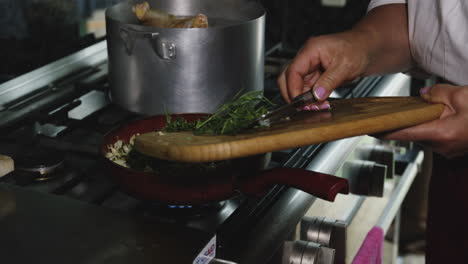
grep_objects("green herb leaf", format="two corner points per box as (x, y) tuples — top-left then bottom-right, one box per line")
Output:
(163, 91), (275, 135)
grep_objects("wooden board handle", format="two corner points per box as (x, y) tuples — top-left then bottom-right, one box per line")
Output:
(0, 155), (14, 178)
(240, 168), (349, 202)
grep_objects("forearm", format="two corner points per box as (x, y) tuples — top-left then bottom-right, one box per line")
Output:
(350, 4), (413, 75)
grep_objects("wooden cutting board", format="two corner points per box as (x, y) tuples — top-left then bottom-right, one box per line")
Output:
(134, 97), (444, 162)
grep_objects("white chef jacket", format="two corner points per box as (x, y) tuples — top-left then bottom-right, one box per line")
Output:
(368, 0), (468, 85)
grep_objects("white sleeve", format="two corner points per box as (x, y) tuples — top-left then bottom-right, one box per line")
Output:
(367, 0), (406, 12)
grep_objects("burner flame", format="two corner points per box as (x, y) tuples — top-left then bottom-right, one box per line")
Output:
(168, 205), (193, 209)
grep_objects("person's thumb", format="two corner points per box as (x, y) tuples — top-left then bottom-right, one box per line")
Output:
(420, 85), (446, 103)
(312, 64), (350, 101)
(421, 83), (456, 103)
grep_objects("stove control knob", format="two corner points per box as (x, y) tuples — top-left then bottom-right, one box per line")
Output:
(300, 217), (346, 264)
(391, 140), (414, 151)
(283, 240), (335, 264)
(342, 160), (386, 197)
(300, 217), (336, 247)
(357, 145), (395, 179)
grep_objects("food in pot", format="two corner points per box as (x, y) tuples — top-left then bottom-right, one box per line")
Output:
(132, 2), (209, 28)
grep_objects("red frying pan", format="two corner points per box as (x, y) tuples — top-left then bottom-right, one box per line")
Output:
(100, 114), (348, 204)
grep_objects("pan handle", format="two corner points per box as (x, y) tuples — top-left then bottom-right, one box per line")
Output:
(119, 27), (176, 59)
(240, 168), (349, 202)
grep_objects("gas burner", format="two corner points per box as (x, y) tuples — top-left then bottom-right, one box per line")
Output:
(15, 149), (66, 182)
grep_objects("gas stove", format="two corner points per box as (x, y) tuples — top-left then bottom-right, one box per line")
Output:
(0, 41), (418, 264)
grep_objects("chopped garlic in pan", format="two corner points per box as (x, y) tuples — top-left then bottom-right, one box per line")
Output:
(105, 134), (138, 168)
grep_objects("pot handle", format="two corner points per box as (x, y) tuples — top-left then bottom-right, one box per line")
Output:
(119, 27), (176, 60)
(240, 168), (349, 202)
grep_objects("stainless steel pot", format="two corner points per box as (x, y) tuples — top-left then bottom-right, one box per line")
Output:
(105, 0), (266, 115)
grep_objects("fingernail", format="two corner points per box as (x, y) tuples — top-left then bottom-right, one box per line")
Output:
(302, 105), (312, 111)
(311, 105), (320, 111)
(314, 86), (327, 100)
(319, 102), (331, 110)
(420, 86), (432, 95)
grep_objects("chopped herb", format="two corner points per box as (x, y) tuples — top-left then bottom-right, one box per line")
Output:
(163, 115), (198, 132)
(164, 90), (275, 135)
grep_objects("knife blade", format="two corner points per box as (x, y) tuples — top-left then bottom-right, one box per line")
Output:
(248, 90), (321, 129)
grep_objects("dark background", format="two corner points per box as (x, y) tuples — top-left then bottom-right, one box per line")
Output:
(0, 0), (370, 83)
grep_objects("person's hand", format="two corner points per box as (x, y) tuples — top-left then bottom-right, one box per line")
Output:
(381, 84), (468, 158)
(277, 4), (413, 109)
(277, 31), (371, 108)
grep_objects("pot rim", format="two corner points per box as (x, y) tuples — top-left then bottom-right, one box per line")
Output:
(105, 1), (266, 30)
